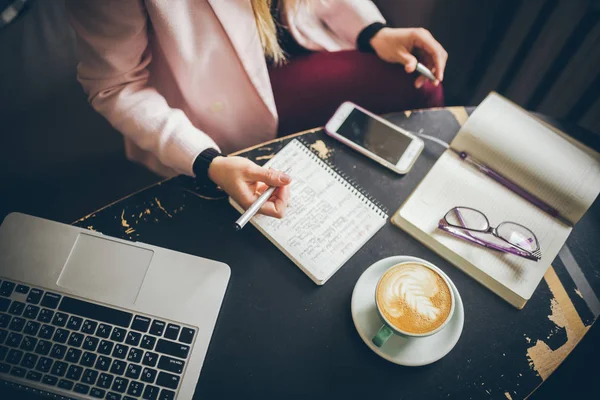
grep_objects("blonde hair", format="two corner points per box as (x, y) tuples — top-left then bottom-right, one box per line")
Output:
(251, 0), (298, 65)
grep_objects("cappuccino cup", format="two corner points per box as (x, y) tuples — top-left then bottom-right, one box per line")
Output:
(372, 261), (455, 347)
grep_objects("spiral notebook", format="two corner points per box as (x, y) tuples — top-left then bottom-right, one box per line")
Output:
(230, 139), (388, 285)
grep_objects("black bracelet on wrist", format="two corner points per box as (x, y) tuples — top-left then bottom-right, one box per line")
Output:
(357, 22), (388, 53)
(193, 148), (222, 181)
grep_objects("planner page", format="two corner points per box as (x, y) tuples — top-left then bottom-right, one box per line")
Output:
(451, 92), (600, 224)
(230, 139), (387, 285)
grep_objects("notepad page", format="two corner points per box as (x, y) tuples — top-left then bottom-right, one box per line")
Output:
(398, 150), (572, 303)
(230, 140), (387, 285)
(451, 93), (600, 224)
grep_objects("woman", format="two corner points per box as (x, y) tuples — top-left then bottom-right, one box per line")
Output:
(67, 0), (447, 218)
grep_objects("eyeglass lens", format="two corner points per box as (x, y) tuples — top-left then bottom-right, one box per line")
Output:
(445, 207), (489, 231)
(496, 222), (539, 252)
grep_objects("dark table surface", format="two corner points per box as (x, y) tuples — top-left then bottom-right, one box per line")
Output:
(73, 107), (600, 400)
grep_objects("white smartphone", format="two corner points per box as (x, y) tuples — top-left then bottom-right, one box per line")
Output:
(325, 102), (424, 174)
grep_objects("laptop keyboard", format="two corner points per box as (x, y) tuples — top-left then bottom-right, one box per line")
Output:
(0, 278), (196, 400)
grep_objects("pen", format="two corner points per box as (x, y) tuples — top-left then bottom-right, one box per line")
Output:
(454, 150), (571, 225)
(234, 167), (291, 231)
(415, 62), (437, 82)
(415, 130), (569, 224)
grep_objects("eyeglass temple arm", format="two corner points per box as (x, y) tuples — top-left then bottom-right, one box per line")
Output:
(438, 222), (540, 262)
(447, 208), (539, 261)
(438, 222), (501, 251)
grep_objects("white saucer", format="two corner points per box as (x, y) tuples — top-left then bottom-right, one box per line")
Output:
(351, 256), (464, 366)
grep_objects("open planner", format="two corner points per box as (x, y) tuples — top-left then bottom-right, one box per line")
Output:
(230, 139), (388, 285)
(392, 93), (600, 308)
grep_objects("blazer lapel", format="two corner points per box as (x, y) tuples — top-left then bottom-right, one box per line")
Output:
(207, 0), (277, 118)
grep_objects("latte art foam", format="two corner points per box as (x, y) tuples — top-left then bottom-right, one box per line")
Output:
(376, 263), (453, 335)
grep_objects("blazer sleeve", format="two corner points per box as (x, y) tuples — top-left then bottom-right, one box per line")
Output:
(314, 0), (386, 46)
(65, 0), (219, 177)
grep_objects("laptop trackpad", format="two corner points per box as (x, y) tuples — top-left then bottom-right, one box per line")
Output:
(57, 233), (154, 305)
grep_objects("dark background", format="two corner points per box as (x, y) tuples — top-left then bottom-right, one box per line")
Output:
(0, 1), (598, 398)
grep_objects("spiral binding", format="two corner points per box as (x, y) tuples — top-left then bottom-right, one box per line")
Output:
(295, 138), (388, 218)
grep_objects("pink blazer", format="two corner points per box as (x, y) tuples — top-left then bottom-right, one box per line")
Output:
(66, 0), (385, 177)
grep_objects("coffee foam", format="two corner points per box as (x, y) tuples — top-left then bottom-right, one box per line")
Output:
(376, 263), (452, 335)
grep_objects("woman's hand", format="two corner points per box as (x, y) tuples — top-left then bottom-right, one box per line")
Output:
(370, 27), (448, 89)
(208, 156), (292, 218)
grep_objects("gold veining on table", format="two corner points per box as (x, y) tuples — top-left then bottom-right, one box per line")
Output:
(526, 267), (589, 380)
(309, 139), (334, 160)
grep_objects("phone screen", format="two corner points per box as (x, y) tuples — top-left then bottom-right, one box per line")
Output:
(336, 108), (413, 164)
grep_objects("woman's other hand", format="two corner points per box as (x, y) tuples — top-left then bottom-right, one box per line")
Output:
(370, 27), (448, 89)
(208, 156), (292, 218)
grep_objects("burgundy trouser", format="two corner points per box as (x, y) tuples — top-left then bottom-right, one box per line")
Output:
(269, 50), (444, 136)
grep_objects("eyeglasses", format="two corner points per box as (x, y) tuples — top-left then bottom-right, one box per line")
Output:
(438, 207), (541, 261)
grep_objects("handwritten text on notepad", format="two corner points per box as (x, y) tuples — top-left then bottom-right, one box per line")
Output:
(252, 140), (385, 282)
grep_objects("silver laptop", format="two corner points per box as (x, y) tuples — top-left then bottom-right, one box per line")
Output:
(0, 212), (230, 400)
